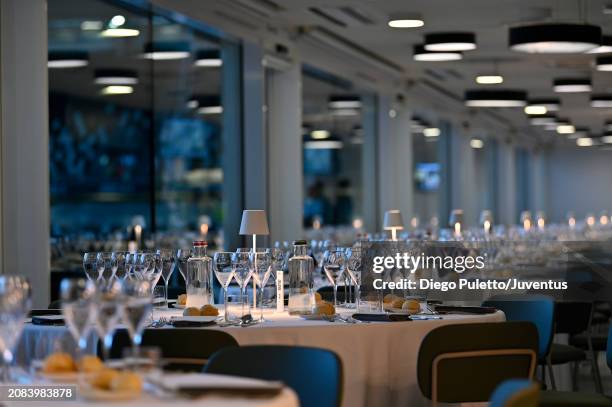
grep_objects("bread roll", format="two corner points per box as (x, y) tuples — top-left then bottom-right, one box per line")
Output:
(200, 304), (219, 316)
(111, 371), (143, 393)
(183, 307), (200, 316)
(42, 352), (76, 373)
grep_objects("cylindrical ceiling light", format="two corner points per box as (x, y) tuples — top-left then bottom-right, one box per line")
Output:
(328, 95), (362, 109)
(194, 49), (222, 67)
(525, 99), (560, 114)
(596, 56), (612, 71)
(475, 75), (504, 84)
(413, 44), (462, 61)
(587, 35), (612, 53)
(388, 13), (424, 28)
(464, 89), (527, 107)
(94, 69), (138, 85)
(509, 23), (601, 53)
(553, 78), (592, 93)
(576, 137), (595, 147)
(591, 95), (612, 107)
(141, 41), (190, 60)
(424, 32), (477, 51)
(188, 95), (223, 115)
(48, 51), (89, 68)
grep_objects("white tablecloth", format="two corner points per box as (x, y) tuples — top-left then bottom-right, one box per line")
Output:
(17, 308), (505, 407)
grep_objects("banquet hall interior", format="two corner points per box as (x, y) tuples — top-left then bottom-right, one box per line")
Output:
(2, 0), (612, 406)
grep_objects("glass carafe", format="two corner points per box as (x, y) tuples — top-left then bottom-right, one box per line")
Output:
(288, 240), (315, 315)
(186, 241), (213, 308)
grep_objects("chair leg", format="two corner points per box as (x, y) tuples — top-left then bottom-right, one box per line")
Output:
(547, 358), (557, 390)
(587, 335), (603, 394)
(541, 363), (547, 389)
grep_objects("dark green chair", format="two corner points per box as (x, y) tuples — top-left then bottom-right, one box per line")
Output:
(490, 379), (540, 407)
(417, 321), (538, 406)
(204, 345), (343, 407)
(104, 328), (238, 372)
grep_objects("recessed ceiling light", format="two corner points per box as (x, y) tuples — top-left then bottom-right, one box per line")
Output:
(577, 137), (594, 146)
(141, 41), (190, 60)
(424, 32), (477, 51)
(476, 75), (504, 84)
(464, 89), (527, 107)
(388, 13), (424, 28)
(311, 130), (330, 139)
(588, 35), (612, 53)
(198, 106), (223, 115)
(596, 56), (612, 71)
(94, 69), (138, 85)
(100, 85), (133, 95)
(553, 78), (592, 93)
(48, 51), (89, 68)
(509, 24), (601, 53)
(100, 28), (140, 38)
(413, 45), (462, 61)
(591, 95), (612, 107)
(423, 127), (440, 137)
(470, 138), (484, 149)
(526, 98), (560, 112)
(194, 49), (222, 67)
(557, 124), (576, 134)
(524, 105), (547, 115)
(328, 95), (361, 109)
(304, 140), (343, 149)
(109, 15), (126, 28)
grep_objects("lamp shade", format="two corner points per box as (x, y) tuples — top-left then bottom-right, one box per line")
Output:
(383, 210), (404, 230)
(239, 210), (269, 235)
(448, 209), (464, 227)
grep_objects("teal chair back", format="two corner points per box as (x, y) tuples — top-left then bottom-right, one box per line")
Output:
(490, 379), (539, 407)
(205, 345), (343, 407)
(483, 295), (554, 360)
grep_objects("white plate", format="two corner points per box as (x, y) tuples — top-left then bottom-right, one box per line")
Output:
(171, 316), (218, 323)
(80, 387), (141, 401)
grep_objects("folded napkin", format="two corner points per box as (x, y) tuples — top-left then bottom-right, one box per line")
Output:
(351, 313), (412, 322)
(434, 305), (497, 314)
(153, 373), (283, 397)
(31, 315), (65, 325)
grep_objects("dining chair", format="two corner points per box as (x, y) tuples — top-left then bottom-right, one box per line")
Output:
(417, 321), (538, 406)
(482, 295), (556, 388)
(104, 328), (238, 372)
(552, 301), (602, 392)
(490, 379), (540, 407)
(204, 345), (343, 407)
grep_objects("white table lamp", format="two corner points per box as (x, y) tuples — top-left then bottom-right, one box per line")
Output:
(383, 210), (404, 241)
(239, 209), (270, 252)
(479, 210), (493, 234)
(449, 209), (464, 238)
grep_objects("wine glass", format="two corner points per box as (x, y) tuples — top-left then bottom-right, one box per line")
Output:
(82, 253), (98, 281)
(139, 252), (162, 292)
(60, 278), (96, 361)
(112, 252), (127, 280)
(213, 252), (235, 322)
(232, 251), (252, 317)
(120, 279), (152, 361)
(345, 247), (362, 310)
(323, 248), (346, 307)
(175, 248), (191, 291)
(92, 280), (122, 361)
(156, 249), (175, 307)
(0, 276), (31, 381)
(96, 252), (116, 283)
(250, 251), (272, 322)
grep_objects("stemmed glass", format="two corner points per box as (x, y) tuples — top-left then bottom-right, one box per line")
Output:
(156, 249), (175, 307)
(82, 253), (98, 281)
(345, 247), (362, 310)
(213, 252), (235, 322)
(0, 276), (31, 381)
(96, 252), (116, 282)
(250, 251), (272, 322)
(139, 252), (163, 292)
(60, 279), (96, 362)
(232, 251), (253, 317)
(175, 249), (191, 289)
(112, 252), (128, 280)
(120, 279), (152, 363)
(92, 280), (122, 362)
(323, 248), (346, 308)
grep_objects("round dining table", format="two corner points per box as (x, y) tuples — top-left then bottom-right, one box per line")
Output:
(17, 307), (505, 407)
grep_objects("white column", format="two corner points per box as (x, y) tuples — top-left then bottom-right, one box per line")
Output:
(267, 64), (303, 242)
(530, 151), (547, 215)
(497, 142), (517, 226)
(1, 0), (50, 307)
(378, 100), (413, 225)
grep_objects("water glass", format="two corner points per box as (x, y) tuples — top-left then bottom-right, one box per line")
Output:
(120, 279), (152, 361)
(250, 251), (272, 321)
(157, 249), (175, 307)
(232, 251), (252, 317)
(213, 252), (235, 322)
(60, 278), (95, 360)
(0, 276), (31, 381)
(153, 286), (166, 309)
(323, 249), (346, 307)
(92, 280), (122, 361)
(82, 253), (98, 281)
